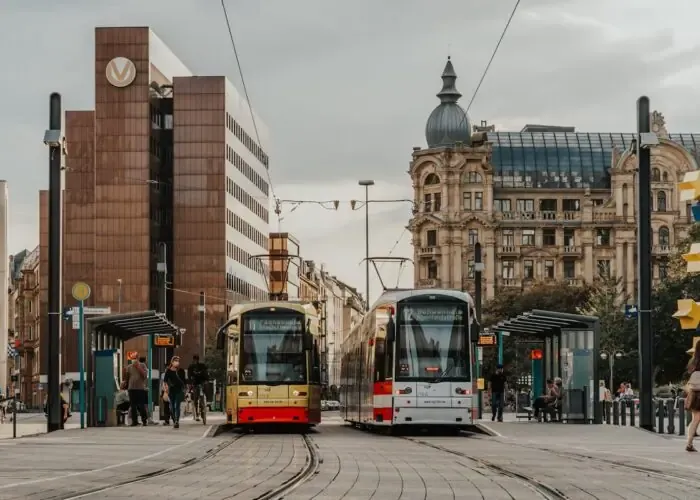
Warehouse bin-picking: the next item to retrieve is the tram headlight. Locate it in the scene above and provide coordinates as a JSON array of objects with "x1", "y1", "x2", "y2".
[
  {"x1": 247, "y1": 390, "x2": 254, "y2": 397},
  {"x1": 292, "y1": 390, "x2": 300, "y2": 397}
]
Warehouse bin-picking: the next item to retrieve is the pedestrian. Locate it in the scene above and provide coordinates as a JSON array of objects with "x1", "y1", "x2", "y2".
[
  {"x1": 125, "y1": 354, "x2": 148, "y2": 426},
  {"x1": 685, "y1": 340, "x2": 700, "y2": 452},
  {"x1": 160, "y1": 376, "x2": 172, "y2": 425},
  {"x1": 163, "y1": 356, "x2": 187, "y2": 429},
  {"x1": 489, "y1": 364, "x2": 506, "y2": 422},
  {"x1": 114, "y1": 381, "x2": 130, "y2": 426}
]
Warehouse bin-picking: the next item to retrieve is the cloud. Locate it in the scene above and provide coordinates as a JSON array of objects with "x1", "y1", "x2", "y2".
[{"x1": 2, "y1": 0, "x2": 700, "y2": 306}]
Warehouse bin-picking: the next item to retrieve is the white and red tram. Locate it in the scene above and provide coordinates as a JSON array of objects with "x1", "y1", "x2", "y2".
[{"x1": 340, "y1": 289, "x2": 478, "y2": 431}]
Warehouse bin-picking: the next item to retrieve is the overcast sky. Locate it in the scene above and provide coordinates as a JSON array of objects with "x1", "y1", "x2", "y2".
[{"x1": 2, "y1": 0, "x2": 700, "y2": 302}]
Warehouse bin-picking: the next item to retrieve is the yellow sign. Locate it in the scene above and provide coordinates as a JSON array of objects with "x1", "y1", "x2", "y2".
[
  {"x1": 477, "y1": 378, "x2": 485, "y2": 390},
  {"x1": 477, "y1": 334, "x2": 497, "y2": 347},
  {"x1": 153, "y1": 335, "x2": 175, "y2": 347},
  {"x1": 71, "y1": 282, "x2": 91, "y2": 302}
]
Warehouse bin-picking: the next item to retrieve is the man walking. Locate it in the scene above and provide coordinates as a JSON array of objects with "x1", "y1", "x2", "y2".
[
  {"x1": 125, "y1": 355, "x2": 148, "y2": 426},
  {"x1": 489, "y1": 364, "x2": 507, "y2": 422}
]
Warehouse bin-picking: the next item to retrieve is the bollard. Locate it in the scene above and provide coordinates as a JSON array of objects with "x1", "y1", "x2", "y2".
[
  {"x1": 667, "y1": 399, "x2": 676, "y2": 435},
  {"x1": 657, "y1": 399, "x2": 664, "y2": 434},
  {"x1": 96, "y1": 396, "x2": 107, "y2": 427},
  {"x1": 583, "y1": 386, "x2": 589, "y2": 422},
  {"x1": 679, "y1": 400, "x2": 686, "y2": 436},
  {"x1": 605, "y1": 400, "x2": 611, "y2": 424},
  {"x1": 613, "y1": 400, "x2": 620, "y2": 425},
  {"x1": 629, "y1": 399, "x2": 636, "y2": 427},
  {"x1": 621, "y1": 400, "x2": 627, "y2": 426}
]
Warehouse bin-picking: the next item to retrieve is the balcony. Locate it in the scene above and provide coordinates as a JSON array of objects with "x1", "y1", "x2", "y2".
[
  {"x1": 653, "y1": 245, "x2": 671, "y2": 255},
  {"x1": 593, "y1": 211, "x2": 619, "y2": 223},
  {"x1": 493, "y1": 211, "x2": 582, "y2": 223},
  {"x1": 417, "y1": 278, "x2": 439, "y2": 289},
  {"x1": 499, "y1": 245, "x2": 520, "y2": 256},
  {"x1": 418, "y1": 246, "x2": 440, "y2": 258},
  {"x1": 561, "y1": 246, "x2": 582, "y2": 256},
  {"x1": 499, "y1": 278, "x2": 520, "y2": 288},
  {"x1": 565, "y1": 278, "x2": 583, "y2": 286}
]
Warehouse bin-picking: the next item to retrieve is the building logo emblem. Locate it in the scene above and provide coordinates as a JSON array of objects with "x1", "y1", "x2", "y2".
[{"x1": 105, "y1": 57, "x2": 136, "y2": 88}]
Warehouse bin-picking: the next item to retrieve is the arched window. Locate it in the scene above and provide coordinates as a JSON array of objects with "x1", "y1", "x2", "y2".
[
  {"x1": 652, "y1": 168, "x2": 660, "y2": 182},
  {"x1": 662, "y1": 171, "x2": 669, "y2": 182},
  {"x1": 657, "y1": 191, "x2": 667, "y2": 212},
  {"x1": 424, "y1": 173, "x2": 440, "y2": 185},
  {"x1": 658, "y1": 226, "x2": 670, "y2": 246}
]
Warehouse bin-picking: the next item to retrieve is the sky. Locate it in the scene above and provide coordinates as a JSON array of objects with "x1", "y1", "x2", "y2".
[{"x1": 2, "y1": 0, "x2": 700, "y2": 302}]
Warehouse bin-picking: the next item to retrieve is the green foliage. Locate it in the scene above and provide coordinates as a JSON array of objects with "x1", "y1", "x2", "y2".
[
  {"x1": 204, "y1": 331, "x2": 227, "y2": 385},
  {"x1": 578, "y1": 276, "x2": 635, "y2": 353}
]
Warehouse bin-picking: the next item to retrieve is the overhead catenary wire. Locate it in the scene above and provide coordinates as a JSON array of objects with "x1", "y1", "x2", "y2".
[
  {"x1": 220, "y1": 0, "x2": 281, "y2": 227},
  {"x1": 463, "y1": 0, "x2": 521, "y2": 116}
]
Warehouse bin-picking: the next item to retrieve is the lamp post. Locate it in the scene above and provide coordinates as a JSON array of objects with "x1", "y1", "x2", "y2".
[
  {"x1": 358, "y1": 180, "x2": 374, "y2": 311},
  {"x1": 600, "y1": 350, "x2": 635, "y2": 394}
]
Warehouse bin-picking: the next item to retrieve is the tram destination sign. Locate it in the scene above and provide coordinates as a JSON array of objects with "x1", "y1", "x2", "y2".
[
  {"x1": 247, "y1": 317, "x2": 303, "y2": 332},
  {"x1": 477, "y1": 334, "x2": 497, "y2": 347},
  {"x1": 401, "y1": 305, "x2": 463, "y2": 323}
]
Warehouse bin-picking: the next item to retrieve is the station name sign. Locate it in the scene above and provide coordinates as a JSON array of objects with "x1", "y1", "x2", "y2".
[{"x1": 247, "y1": 317, "x2": 303, "y2": 332}]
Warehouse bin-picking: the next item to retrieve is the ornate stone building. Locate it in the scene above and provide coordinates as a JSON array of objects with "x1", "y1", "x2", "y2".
[{"x1": 408, "y1": 58, "x2": 700, "y2": 300}]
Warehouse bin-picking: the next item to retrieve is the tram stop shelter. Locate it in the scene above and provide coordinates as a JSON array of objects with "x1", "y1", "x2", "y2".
[
  {"x1": 495, "y1": 310, "x2": 601, "y2": 424},
  {"x1": 83, "y1": 311, "x2": 183, "y2": 427}
]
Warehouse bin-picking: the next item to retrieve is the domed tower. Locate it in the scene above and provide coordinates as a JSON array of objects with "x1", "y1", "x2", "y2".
[{"x1": 425, "y1": 57, "x2": 471, "y2": 148}]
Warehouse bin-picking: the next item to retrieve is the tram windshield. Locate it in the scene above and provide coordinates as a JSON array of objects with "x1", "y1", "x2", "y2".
[
  {"x1": 240, "y1": 313, "x2": 307, "y2": 384},
  {"x1": 396, "y1": 302, "x2": 470, "y2": 381}
]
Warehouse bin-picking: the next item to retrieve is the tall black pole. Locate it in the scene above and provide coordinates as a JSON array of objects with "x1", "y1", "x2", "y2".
[
  {"x1": 364, "y1": 186, "x2": 370, "y2": 311},
  {"x1": 157, "y1": 242, "x2": 168, "y2": 421},
  {"x1": 199, "y1": 291, "x2": 206, "y2": 359},
  {"x1": 47, "y1": 93, "x2": 62, "y2": 432},
  {"x1": 474, "y1": 242, "x2": 483, "y2": 420},
  {"x1": 636, "y1": 96, "x2": 654, "y2": 431}
]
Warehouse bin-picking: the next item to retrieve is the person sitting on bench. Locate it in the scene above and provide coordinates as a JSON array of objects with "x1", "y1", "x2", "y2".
[{"x1": 533, "y1": 379, "x2": 558, "y2": 419}]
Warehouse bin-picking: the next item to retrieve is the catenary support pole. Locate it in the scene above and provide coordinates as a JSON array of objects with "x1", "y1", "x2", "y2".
[
  {"x1": 199, "y1": 291, "x2": 206, "y2": 360},
  {"x1": 364, "y1": 186, "x2": 370, "y2": 311},
  {"x1": 47, "y1": 93, "x2": 62, "y2": 433},
  {"x1": 474, "y1": 242, "x2": 483, "y2": 420},
  {"x1": 637, "y1": 95, "x2": 654, "y2": 431}
]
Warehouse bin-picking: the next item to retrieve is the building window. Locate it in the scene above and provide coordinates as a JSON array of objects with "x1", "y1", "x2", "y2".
[
  {"x1": 543, "y1": 228, "x2": 556, "y2": 246},
  {"x1": 424, "y1": 173, "x2": 440, "y2": 185},
  {"x1": 468, "y1": 229, "x2": 478, "y2": 246},
  {"x1": 434, "y1": 193, "x2": 442, "y2": 212},
  {"x1": 540, "y1": 199, "x2": 557, "y2": 211},
  {"x1": 501, "y1": 229, "x2": 514, "y2": 247},
  {"x1": 658, "y1": 226, "x2": 670, "y2": 246},
  {"x1": 545, "y1": 260, "x2": 555, "y2": 279},
  {"x1": 657, "y1": 191, "x2": 667, "y2": 212},
  {"x1": 424, "y1": 193, "x2": 432, "y2": 212},
  {"x1": 562, "y1": 199, "x2": 580, "y2": 211},
  {"x1": 474, "y1": 192, "x2": 483, "y2": 210},
  {"x1": 426, "y1": 229, "x2": 437, "y2": 247},
  {"x1": 564, "y1": 259, "x2": 576, "y2": 279},
  {"x1": 597, "y1": 260, "x2": 611, "y2": 278},
  {"x1": 494, "y1": 199, "x2": 511, "y2": 212},
  {"x1": 463, "y1": 193, "x2": 471, "y2": 210},
  {"x1": 595, "y1": 228, "x2": 612, "y2": 246},
  {"x1": 523, "y1": 260, "x2": 534, "y2": 279},
  {"x1": 427, "y1": 260, "x2": 438, "y2": 279},
  {"x1": 522, "y1": 229, "x2": 535, "y2": 246},
  {"x1": 465, "y1": 171, "x2": 482, "y2": 183},
  {"x1": 659, "y1": 260, "x2": 668, "y2": 279},
  {"x1": 467, "y1": 259, "x2": 475, "y2": 278},
  {"x1": 662, "y1": 171, "x2": 669, "y2": 182},
  {"x1": 564, "y1": 228, "x2": 575, "y2": 248},
  {"x1": 652, "y1": 168, "x2": 660, "y2": 182},
  {"x1": 516, "y1": 199, "x2": 534, "y2": 213},
  {"x1": 501, "y1": 260, "x2": 515, "y2": 279}
]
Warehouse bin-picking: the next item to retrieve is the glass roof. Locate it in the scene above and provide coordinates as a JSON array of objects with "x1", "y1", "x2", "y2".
[{"x1": 487, "y1": 132, "x2": 700, "y2": 189}]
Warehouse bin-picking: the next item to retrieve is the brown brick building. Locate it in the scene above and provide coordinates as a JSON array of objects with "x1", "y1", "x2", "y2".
[{"x1": 40, "y1": 27, "x2": 271, "y2": 378}]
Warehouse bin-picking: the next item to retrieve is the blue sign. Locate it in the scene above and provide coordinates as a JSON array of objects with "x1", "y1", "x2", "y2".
[
  {"x1": 692, "y1": 202, "x2": 700, "y2": 222},
  {"x1": 624, "y1": 304, "x2": 638, "y2": 319}
]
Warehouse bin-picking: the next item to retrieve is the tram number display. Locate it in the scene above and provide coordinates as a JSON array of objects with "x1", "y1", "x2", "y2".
[
  {"x1": 153, "y1": 334, "x2": 175, "y2": 347},
  {"x1": 247, "y1": 317, "x2": 303, "y2": 332},
  {"x1": 477, "y1": 334, "x2": 497, "y2": 347}
]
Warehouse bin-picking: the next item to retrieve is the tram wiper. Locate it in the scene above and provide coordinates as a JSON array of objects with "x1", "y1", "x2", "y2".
[{"x1": 434, "y1": 365, "x2": 454, "y2": 384}]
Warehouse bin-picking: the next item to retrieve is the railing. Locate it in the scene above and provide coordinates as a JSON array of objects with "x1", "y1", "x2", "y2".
[
  {"x1": 565, "y1": 278, "x2": 582, "y2": 286},
  {"x1": 500, "y1": 245, "x2": 519, "y2": 255},
  {"x1": 592, "y1": 211, "x2": 619, "y2": 223},
  {"x1": 499, "y1": 278, "x2": 519, "y2": 287},
  {"x1": 418, "y1": 246, "x2": 438, "y2": 257},
  {"x1": 494, "y1": 211, "x2": 582, "y2": 222},
  {"x1": 561, "y1": 246, "x2": 580, "y2": 255},
  {"x1": 600, "y1": 398, "x2": 695, "y2": 437},
  {"x1": 653, "y1": 245, "x2": 671, "y2": 254}
]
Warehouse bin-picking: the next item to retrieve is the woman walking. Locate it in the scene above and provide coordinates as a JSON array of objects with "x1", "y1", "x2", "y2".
[
  {"x1": 163, "y1": 356, "x2": 187, "y2": 429},
  {"x1": 685, "y1": 340, "x2": 700, "y2": 451}
]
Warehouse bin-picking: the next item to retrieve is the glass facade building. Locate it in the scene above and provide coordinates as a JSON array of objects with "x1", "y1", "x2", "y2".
[{"x1": 488, "y1": 132, "x2": 700, "y2": 189}]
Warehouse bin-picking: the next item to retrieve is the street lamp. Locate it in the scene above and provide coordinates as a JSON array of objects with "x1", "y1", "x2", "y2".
[
  {"x1": 600, "y1": 350, "x2": 636, "y2": 394},
  {"x1": 358, "y1": 180, "x2": 375, "y2": 311}
]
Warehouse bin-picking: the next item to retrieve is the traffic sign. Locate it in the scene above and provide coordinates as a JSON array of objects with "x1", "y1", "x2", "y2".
[
  {"x1": 71, "y1": 282, "x2": 91, "y2": 302},
  {"x1": 73, "y1": 306, "x2": 111, "y2": 316},
  {"x1": 624, "y1": 304, "x2": 638, "y2": 319}
]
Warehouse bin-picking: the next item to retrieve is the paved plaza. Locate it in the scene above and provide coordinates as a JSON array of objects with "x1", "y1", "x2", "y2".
[{"x1": 1, "y1": 412, "x2": 700, "y2": 499}]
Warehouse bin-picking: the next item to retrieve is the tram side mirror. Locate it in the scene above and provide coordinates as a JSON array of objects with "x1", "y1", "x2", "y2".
[
  {"x1": 216, "y1": 329, "x2": 226, "y2": 351},
  {"x1": 303, "y1": 332, "x2": 313, "y2": 351},
  {"x1": 470, "y1": 321, "x2": 481, "y2": 343},
  {"x1": 387, "y1": 317, "x2": 396, "y2": 343}
]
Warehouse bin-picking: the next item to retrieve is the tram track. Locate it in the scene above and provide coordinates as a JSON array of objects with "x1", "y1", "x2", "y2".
[{"x1": 402, "y1": 437, "x2": 570, "y2": 499}]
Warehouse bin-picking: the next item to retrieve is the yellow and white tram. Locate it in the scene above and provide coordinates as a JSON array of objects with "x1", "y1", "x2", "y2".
[
  {"x1": 340, "y1": 289, "x2": 478, "y2": 431},
  {"x1": 216, "y1": 301, "x2": 322, "y2": 429}
]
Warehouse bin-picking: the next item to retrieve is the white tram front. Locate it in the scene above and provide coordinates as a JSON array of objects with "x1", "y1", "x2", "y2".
[{"x1": 340, "y1": 289, "x2": 478, "y2": 431}]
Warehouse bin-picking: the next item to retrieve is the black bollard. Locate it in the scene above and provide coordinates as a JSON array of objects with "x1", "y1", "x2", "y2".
[
  {"x1": 657, "y1": 399, "x2": 664, "y2": 434},
  {"x1": 679, "y1": 401, "x2": 686, "y2": 436},
  {"x1": 605, "y1": 401, "x2": 611, "y2": 424},
  {"x1": 629, "y1": 399, "x2": 636, "y2": 427},
  {"x1": 667, "y1": 399, "x2": 675, "y2": 435},
  {"x1": 621, "y1": 400, "x2": 627, "y2": 426},
  {"x1": 613, "y1": 400, "x2": 620, "y2": 425}
]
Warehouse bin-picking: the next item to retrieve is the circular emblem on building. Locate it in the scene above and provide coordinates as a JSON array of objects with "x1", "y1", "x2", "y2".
[
  {"x1": 105, "y1": 57, "x2": 136, "y2": 88},
  {"x1": 71, "y1": 281, "x2": 91, "y2": 302}
]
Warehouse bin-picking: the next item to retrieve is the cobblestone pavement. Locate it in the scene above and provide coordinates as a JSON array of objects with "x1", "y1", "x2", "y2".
[{"x1": 6, "y1": 414, "x2": 700, "y2": 499}]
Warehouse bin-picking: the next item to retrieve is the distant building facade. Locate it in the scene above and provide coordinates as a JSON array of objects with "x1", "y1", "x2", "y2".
[
  {"x1": 409, "y1": 57, "x2": 698, "y2": 299},
  {"x1": 44, "y1": 26, "x2": 271, "y2": 376}
]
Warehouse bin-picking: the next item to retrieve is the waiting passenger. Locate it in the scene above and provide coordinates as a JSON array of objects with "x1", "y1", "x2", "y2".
[
  {"x1": 114, "y1": 381, "x2": 130, "y2": 426},
  {"x1": 532, "y1": 379, "x2": 557, "y2": 420}
]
